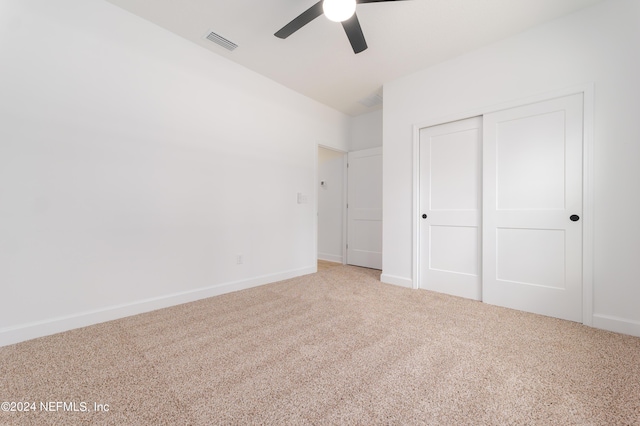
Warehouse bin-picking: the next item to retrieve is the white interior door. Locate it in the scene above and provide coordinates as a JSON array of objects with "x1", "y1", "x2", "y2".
[
  {"x1": 419, "y1": 117, "x2": 482, "y2": 300},
  {"x1": 483, "y1": 94, "x2": 584, "y2": 322},
  {"x1": 347, "y1": 147, "x2": 382, "y2": 269}
]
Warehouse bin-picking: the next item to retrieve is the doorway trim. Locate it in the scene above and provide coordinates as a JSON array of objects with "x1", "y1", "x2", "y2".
[
  {"x1": 411, "y1": 83, "x2": 594, "y2": 325},
  {"x1": 316, "y1": 144, "x2": 348, "y2": 266}
]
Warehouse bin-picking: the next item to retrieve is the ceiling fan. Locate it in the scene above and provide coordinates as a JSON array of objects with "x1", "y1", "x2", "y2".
[{"x1": 274, "y1": 0, "x2": 409, "y2": 54}]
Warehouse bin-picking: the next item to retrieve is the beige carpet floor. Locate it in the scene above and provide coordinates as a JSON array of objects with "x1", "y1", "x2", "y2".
[{"x1": 1, "y1": 265, "x2": 639, "y2": 425}]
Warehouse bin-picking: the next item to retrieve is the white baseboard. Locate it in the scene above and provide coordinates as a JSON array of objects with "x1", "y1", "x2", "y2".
[
  {"x1": 592, "y1": 314, "x2": 640, "y2": 338},
  {"x1": 318, "y1": 253, "x2": 343, "y2": 263},
  {"x1": 380, "y1": 273, "x2": 414, "y2": 289},
  {"x1": 0, "y1": 266, "x2": 315, "y2": 348}
]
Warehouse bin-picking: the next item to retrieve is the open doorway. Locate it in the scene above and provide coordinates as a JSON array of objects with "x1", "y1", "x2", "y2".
[{"x1": 317, "y1": 146, "x2": 347, "y2": 267}]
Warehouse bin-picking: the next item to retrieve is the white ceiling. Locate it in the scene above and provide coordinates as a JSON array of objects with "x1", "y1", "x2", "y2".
[{"x1": 105, "y1": 0, "x2": 603, "y2": 116}]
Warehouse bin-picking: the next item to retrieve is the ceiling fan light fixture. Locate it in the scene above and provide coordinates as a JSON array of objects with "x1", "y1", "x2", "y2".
[{"x1": 323, "y1": 0, "x2": 356, "y2": 23}]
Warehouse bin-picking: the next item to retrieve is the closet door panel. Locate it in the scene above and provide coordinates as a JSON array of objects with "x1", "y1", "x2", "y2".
[
  {"x1": 483, "y1": 94, "x2": 583, "y2": 322},
  {"x1": 419, "y1": 117, "x2": 482, "y2": 300}
]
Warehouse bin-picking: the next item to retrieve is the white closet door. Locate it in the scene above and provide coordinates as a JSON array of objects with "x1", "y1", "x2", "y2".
[
  {"x1": 419, "y1": 117, "x2": 482, "y2": 300},
  {"x1": 483, "y1": 94, "x2": 583, "y2": 322},
  {"x1": 347, "y1": 147, "x2": 382, "y2": 269}
]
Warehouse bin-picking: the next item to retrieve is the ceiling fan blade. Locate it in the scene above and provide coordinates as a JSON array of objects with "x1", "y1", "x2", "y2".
[
  {"x1": 341, "y1": 12, "x2": 368, "y2": 54},
  {"x1": 274, "y1": 1, "x2": 324, "y2": 39}
]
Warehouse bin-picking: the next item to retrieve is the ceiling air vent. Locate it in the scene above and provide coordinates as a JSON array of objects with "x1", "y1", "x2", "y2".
[
  {"x1": 204, "y1": 31, "x2": 238, "y2": 51},
  {"x1": 358, "y1": 92, "x2": 383, "y2": 108}
]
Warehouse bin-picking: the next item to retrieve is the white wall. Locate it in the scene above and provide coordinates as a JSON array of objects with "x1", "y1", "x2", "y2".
[
  {"x1": 0, "y1": 0, "x2": 350, "y2": 346},
  {"x1": 318, "y1": 147, "x2": 345, "y2": 263},
  {"x1": 382, "y1": 0, "x2": 640, "y2": 336},
  {"x1": 350, "y1": 109, "x2": 383, "y2": 151}
]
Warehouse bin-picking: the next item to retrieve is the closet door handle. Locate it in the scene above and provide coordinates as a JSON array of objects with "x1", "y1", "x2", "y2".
[
  {"x1": 422, "y1": 214, "x2": 427, "y2": 219},
  {"x1": 570, "y1": 214, "x2": 580, "y2": 222}
]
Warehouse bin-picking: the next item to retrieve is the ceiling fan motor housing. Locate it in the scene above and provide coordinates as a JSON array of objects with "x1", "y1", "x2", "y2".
[{"x1": 274, "y1": 0, "x2": 409, "y2": 54}]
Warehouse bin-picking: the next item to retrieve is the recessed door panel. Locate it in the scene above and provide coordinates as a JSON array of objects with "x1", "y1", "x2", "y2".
[
  {"x1": 496, "y1": 111, "x2": 566, "y2": 210},
  {"x1": 430, "y1": 225, "x2": 479, "y2": 276},
  {"x1": 352, "y1": 219, "x2": 382, "y2": 253},
  {"x1": 496, "y1": 228, "x2": 565, "y2": 289},
  {"x1": 430, "y1": 129, "x2": 480, "y2": 211}
]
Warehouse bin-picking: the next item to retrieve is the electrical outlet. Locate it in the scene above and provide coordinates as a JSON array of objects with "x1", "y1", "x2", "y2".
[{"x1": 236, "y1": 254, "x2": 243, "y2": 265}]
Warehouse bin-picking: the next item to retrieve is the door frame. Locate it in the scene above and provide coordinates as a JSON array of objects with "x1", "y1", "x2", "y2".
[
  {"x1": 316, "y1": 144, "x2": 348, "y2": 266},
  {"x1": 411, "y1": 83, "x2": 594, "y2": 325}
]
